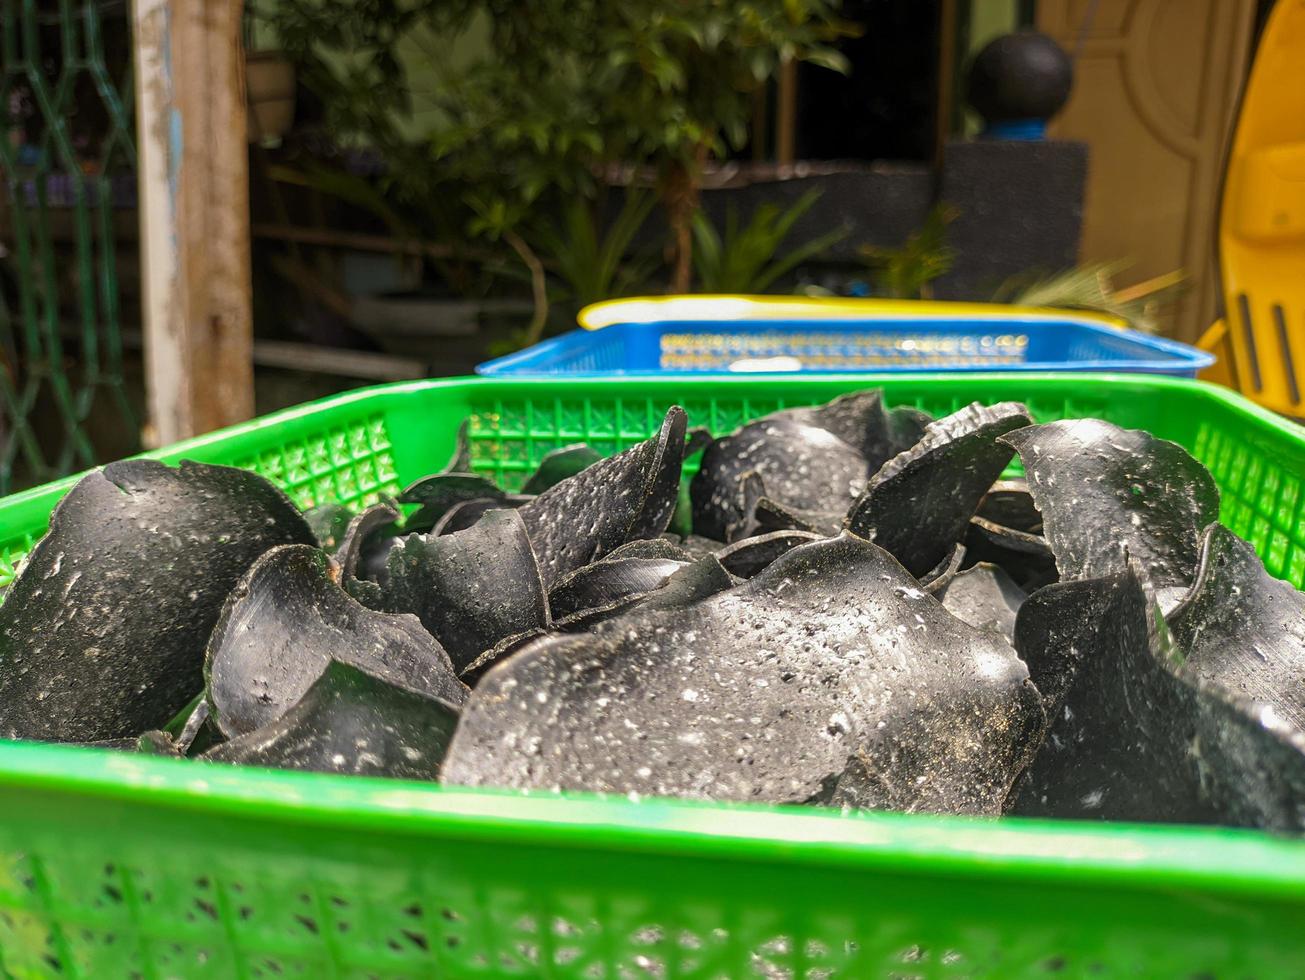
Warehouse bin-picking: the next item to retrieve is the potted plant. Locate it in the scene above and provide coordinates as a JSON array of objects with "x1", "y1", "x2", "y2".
[{"x1": 245, "y1": 51, "x2": 296, "y2": 143}]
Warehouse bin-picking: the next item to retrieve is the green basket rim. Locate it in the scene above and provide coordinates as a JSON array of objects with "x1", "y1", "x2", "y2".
[
  {"x1": 0, "y1": 373, "x2": 1299, "y2": 516},
  {"x1": 1, "y1": 740, "x2": 1303, "y2": 899}
]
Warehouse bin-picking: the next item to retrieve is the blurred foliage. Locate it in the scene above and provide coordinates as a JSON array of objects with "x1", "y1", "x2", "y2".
[
  {"x1": 531, "y1": 191, "x2": 662, "y2": 315},
  {"x1": 994, "y1": 262, "x2": 1187, "y2": 334},
  {"x1": 691, "y1": 190, "x2": 847, "y2": 293},
  {"x1": 859, "y1": 204, "x2": 956, "y2": 300},
  {"x1": 254, "y1": 0, "x2": 854, "y2": 318}
]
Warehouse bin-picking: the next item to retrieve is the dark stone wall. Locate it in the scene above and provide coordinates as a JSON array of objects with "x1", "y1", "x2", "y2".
[
  {"x1": 691, "y1": 140, "x2": 1087, "y2": 298},
  {"x1": 933, "y1": 139, "x2": 1088, "y2": 299},
  {"x1": 697, "y1": 166, "x2": 935, "y2": 262}
]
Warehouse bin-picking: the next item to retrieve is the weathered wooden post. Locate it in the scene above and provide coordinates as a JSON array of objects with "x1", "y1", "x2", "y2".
[{"x1": 133, "y1": 0, "x2": 254, "y2": 446}]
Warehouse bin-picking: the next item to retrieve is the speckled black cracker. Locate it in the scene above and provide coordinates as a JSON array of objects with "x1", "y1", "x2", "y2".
[
  {"x1": 939, "y1": 563, "x2": 1024, "y2": 645},
  {"x1": 205, "y1": 659, "x2": 461, "y2": 780},
  {"x1": 846, "y1": 402, "x2": 1031, "y2": 578},
  {"x1": 0, "y1": 460, "x2": 314, "y2": 742},
  {"x1": 1001, "y1": 419, "x2": 1219, "y2": 591},
  {"x1": 380, "y1": 509, "x2": 549, "y2": 672},
  {"x1": 1169, "y1": 523, "x2": 1305, "y2": 732},
  {"x1": 691, "y1": 418, "x2": 865, "y2": 542},
  {"x1": 521, "y1": 444, "x2": 603, "y2": 495},
  {"x1": 432, "y1": 494, "x2": 531, "y2": 536},
  {"x1": 549, "y1": 556, "x2": 690, "y2": 621},
  {"x1": 553, "y1": 556, "x2": 733, "y2": 633},
  {"x1": 398, "y1": 473, "x2": 504, "y2": 535},
  {"x1": 786, "y1": 390, "x2": 932, "y2": 469},
  {"x1": 519, "y1": 407, "x2": 687, "y2": 589},
  {"x1": 715, "y1": 529, "x2": 824, "y2": 579},
  {"x1": 443, "y1": 533, "x2": 1043, "y2": 814},
  {"x1": 1012, "y1": 567, "x2": 1305, "y2": 830},
  {"x1": 206, "y1": 544, "x2": 466, "y2": 739}
]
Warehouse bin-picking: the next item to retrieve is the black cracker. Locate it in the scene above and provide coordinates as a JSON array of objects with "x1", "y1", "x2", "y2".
[
  {"x1": 687, "y1": 390, "x2": 927, "y2": 544},
  {"x1": 520, "y1": 444, "x2": 603, "y2": 495},
  {"x1": 1001, "y1": 418, "x2": 1219, "y2": 591},
  {"x1": 381, "y1": 508, "x2": 550, "y2": 673},
  {"x1": 444, "y1": 533, "x2": 1043, "y2": 816},
  {"x1": 939, "y1": 563, "x2": 1025, "y2": 646},
  {"x1": 548, "y1": 555, "x2": 690, "y2": 621},
  {"x1": 1169, "y1": 523, "x2": 1305, "y2": 733},
  {"x1": 786, "y1": 389, "x2": 932, "y2": 469},
  {"x1": 440, "y1": 420, "x2": 473, "y2": 475},
  {"x1": 432, "y1": 495, "x2": 531, "y2": 536},
  {"x1": 663, "y1": 533, "x2": 727, "y2": 560},
  {"x1": 715, "y1": 529, "x2": 824, "y2": 579},
  {"x1": 920, "y1": 542, "x2": 967, "y2": 595},
  {"x1": 690, "y1": 418, "x2": 867, "y2": 542},
  {"x1": 976, "y1": 479, "x2": 1043, "y2": 533},
  {"x1": 604, "y1": 538, "x2": 696, "y2": 563},
  {"x1": 335, "y1": 500, "x2": 402, "y2": 582},
  {"x1": 552, "y1": 556, "x2": 733, "y2": 634},
  {"x1": 962, "y1": 515, "x2": 1059, "y2": 594},
  {"x1": 1013, "y1": 566, "x2": 1305, "y2": 830},
  {"x1": 397, "y1": 473, "x2": 504, "y2": 535},
  {"x1": 846, "y1": 401, "x2": 1032, "y2": 578},
  {"x1": 205, "y1": 659, "x2": 462, "y2": 780},
  {"x1": 303, "y1": 502, "x2": 354, "y2": 552},
  {"x1": 519, "y1": 406, "x2": 688, "y2": 590},
  {"x1": 206, "y1": 543, "x2": 466, "y2": 739},
  {"x1": 0, "y1": 459, "x2": 314, "y2": 742}
]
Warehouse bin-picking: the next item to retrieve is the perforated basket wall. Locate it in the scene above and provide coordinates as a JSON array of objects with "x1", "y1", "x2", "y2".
[{"x1": 0, "y1": 375, "x2": 1301, "y2": 978}]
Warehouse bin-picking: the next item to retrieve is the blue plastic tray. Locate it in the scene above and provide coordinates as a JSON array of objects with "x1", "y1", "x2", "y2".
[{"x1": 477, "y1": 314, "x2": 1215, "y2": 377}]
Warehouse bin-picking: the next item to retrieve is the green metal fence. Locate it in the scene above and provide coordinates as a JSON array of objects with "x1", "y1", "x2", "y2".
[{"x1": 0, "y1": 0, "x2": 139, "y2": 495}]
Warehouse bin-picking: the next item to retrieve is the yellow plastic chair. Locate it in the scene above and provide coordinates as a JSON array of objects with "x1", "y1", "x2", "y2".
[{"x1": 1200, "y1": 0, "x2": 1305, "y2": 417}]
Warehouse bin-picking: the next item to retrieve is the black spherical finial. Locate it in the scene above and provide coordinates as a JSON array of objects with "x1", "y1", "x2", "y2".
[{"x1": 966, "y1": 31, "x2": 1073, "y2": 139}]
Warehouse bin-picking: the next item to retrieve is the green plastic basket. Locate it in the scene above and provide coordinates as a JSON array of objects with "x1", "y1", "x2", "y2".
[{"x1": 0, "y1": 374, "x2": 1302, "y2": 979}]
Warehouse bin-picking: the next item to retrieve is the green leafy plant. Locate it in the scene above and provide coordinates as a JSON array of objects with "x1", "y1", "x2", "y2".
[
  {"x1": 530, "y1": 190, "x2": 661, "y2": 314},
  {"x1": 583, "y1": 2, "x2": 857, "y2": 290},
  {"x1": 257, "y1": 0, "x2": 856, "y2": 324},
  {"x1": 994, "y1": 262, "x2": 1186, "y2": 333},
  {"x1": 859, "y1": 205, "x2": 956, "y2": 299},
  {"x1": 691, "y1": 190, "x2": 847, "y2": 293}
]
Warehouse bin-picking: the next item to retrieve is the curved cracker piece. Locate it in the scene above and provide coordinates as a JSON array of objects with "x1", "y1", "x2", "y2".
[
  {"x1": 1000, "y1": 419, "x2": 1219, "y2": 590},
  {"x1": 939, "y1": 563, "x2": 1025, "y2": 645},
  {"x1": 1012, "y1": 567, "x2": 1305, "y2": 830},
  {"x1": 715, "y1": 529, "x2": 824, "y2": 579},
  {"x1": 444, "y1": 533, "x2": 1043, "y2": 814},
  {"x1": 521, "y1": 445, "x2": 604, "y2": 495},
  {"x1": 691, "y1": 419, "x2": 865, "y2": 542},
  {"x1": 382, "y1": 509, "x2": 550, "y2": 672},
  {"x1": 205, "y1": 660, "x2": 461, "y2": 779},
  {"x1": 847, "y1": 402, "x2": 1031, "y2": 578},
  {"x1": 431, "y1": 495, "x2": 531, "y2": 536},
  {"x1": 1169, "y1": 523, "x2": 1305, "y2": 732},
  {"x1": 206, "y1": 544, "x2": 466, "y2": 739},
  {"x1": 0, "y1": 460, "x2": 313, "y2": 742},
  {"x1": 303, "y1": 503, "x2": 354, "y2": 552},
  {"x1": 520, "y1": 407, "x2": 688, "y2": 589},
  {"x1": 336, "y1": 500, "x2": 402, "y2": 582},
  {"x1": 398, "y1": 473, "x2": 504, "y2": 535},
  {"x1": 788, "y1": 390, "x2": 933, "y2": 469},
  {"x1": 549, "y1": 556, "x2": 690, "y2": 621}
]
